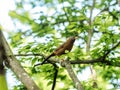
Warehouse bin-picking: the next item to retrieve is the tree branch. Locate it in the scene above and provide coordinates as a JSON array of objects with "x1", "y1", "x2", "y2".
[
  {"x1": 14, "y1": 53, "x2": 44, "y2": 57},
  {"x1": 87, "y1": 0, "x2": 98, "y2": 88},
  {"x1": 70, "y1": 59, "x2": 120, "y2": 67},
  {"x1": 0, "y1": 30, "x2": 40, "y2": 90},
  {"x1": 62, "y1": 59, "x2": 84, "y2": 90},
  {"x1": 51, "y1": 65, "x2": 58, "y2": 90},
  {"x1": 102, "y1": 41, "x2": 120, "y2": 59},
  {"x1": 14, "y1": 53, "x2": 120, "y2": 67},
  {"x1": 13, "y1": 41, "x2": 120, "y2": 68}
]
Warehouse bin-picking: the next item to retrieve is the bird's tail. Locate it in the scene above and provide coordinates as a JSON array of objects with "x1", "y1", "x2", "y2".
[
  {"x1": 41, "y1": 53, "x2": 54, "y2": 65},
  {"x1": 34, "y1": 53, "x2": 54, "y2": 67}
]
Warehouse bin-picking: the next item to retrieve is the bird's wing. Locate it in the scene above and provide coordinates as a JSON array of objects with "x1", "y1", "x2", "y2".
[{"x1": 54, "y1": 42, "x2": 65, "y2": 52}]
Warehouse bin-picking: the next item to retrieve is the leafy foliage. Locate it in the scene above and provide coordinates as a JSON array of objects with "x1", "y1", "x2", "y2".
[{"x1": 7, "y1": 0, "x2": 120, "y2": 89}]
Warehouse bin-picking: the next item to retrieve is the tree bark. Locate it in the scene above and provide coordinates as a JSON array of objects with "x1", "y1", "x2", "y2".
[
  {"x1": 0, "y1": 30, "x2": 40, "y2": 90},
  {"x1": 63, "y1": 60, "x2": 84, "y2": 90}
]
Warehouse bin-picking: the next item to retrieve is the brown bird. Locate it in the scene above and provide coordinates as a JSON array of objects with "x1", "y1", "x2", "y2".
[{"x1": 35, "y1": 36, "x2": 76, "y2": 66}]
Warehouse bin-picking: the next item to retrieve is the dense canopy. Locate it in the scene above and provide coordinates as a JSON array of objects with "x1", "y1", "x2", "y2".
[{"x1": 0, "y1": 0, "x2": 120, "y2": 90}]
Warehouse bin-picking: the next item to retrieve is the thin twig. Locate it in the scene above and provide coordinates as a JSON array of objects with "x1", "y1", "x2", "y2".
[
  {"x1": 87, "y1": 0, "x2": 98, "y2": 88},
  {"x1": 62, "y1": 0, "x2": 70, "y2": 22},
  {"x1": 102, "y1": 41, "x2": 120, "y2": 59}
]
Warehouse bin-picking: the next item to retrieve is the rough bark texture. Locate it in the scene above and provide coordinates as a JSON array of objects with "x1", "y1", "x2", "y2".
[{"x1": 0, "y1": 30, "x2": 40, "y2": 90}]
